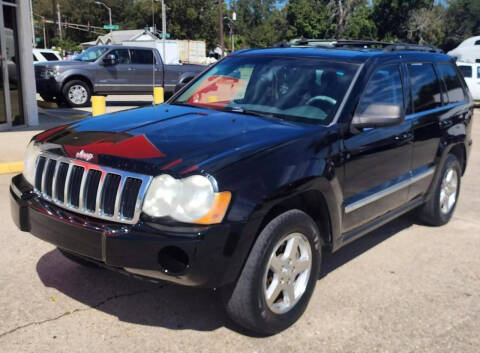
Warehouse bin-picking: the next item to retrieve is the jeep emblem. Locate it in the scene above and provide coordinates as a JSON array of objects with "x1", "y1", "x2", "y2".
[{"x1": 75, "y1": 150, "x2": 94, "y2": 161}]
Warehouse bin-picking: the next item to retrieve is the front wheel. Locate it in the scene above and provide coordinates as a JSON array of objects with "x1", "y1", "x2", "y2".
[
  {"x1": 224, "y1": 209, "x2": 322, "y2": 335},
  {"x1": 417, "y1": 154, "x2": 462, "y2": 226},
  {"x1": 62, "y1": 80, "x2": 91, "y2": 108}
]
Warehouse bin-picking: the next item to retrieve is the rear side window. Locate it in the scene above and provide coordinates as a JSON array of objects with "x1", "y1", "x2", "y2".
[
  {"x1": 33, "y1": 54, "x2": 38, "y2": 62},
  {"x1": 437, "y1": 63, "x2": 466, "y2": 103},
  {"x1": 356, "y1": 65, "x2": 404, "y2": 116},
  {"x1": 477, "y1": 66, "x2": 480, "y2": 79},
  {"x1": 458, "y1": 65, "x2": 472, "y2": 78},
  {"x1": 41, "y1": 52, "x2": 60, "y2": 61},
  {"x1": 131, "y1": 49, "x2": 154, "y2": 64},
  {"x1": 408, "y1": 63, "x2": 442, "y2": 112}
]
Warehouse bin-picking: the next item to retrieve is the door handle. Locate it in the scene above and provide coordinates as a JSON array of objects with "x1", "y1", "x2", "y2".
[
  {"x1": 128, "y1": 67, "x2": 136, "y2": 71},
  {"x1": 394, "y1": 133, "x2": 413, "y2": 141}
]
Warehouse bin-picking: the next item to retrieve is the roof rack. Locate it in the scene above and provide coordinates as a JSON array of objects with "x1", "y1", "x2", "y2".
[{"x1": 274, "y1": 39, "x2": 443, "y2": 53}]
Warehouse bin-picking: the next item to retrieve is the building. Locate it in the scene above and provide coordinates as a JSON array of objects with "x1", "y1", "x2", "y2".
[
  {"x1": 81, "y1": 30, "x2": 159, "y2": 49},
  {"x1": 0, "y1": 0, "x2": 38, "y2": 129}
]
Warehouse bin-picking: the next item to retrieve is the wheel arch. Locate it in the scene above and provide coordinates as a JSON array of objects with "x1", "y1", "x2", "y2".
[{"x1": 448, "y1": 142, "x2": 467, "y2": 175}]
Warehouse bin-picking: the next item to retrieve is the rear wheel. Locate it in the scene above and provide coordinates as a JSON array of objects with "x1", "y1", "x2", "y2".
[
  {"x1": 62, "y1": 80, "x2": 91, "y2": 107},
  {"x1": 417, "y1": 154, "x2": 461, "y2": 226},
  {"x1": 224, "y1": 209, "x2": 322, "y2": 335}
]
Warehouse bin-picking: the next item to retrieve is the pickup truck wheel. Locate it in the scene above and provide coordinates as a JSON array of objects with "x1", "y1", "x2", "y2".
[
  {"x1": 63, "y1": 80, "x2": 91, "y2": 108},
  {"x1": 417, "y1": 154, "x2": 461, "y2": 226},
  {"x1": 224, "y1": 209, "x2": 322, "y2": 335},
  {"x1": 58, "y1": 248, "x2": 100, "y2": 268}
]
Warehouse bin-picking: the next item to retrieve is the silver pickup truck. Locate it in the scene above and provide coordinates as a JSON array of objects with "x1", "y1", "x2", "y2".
[{"x1": 34, "y1": 45, "x2": 205, "y2": 107}]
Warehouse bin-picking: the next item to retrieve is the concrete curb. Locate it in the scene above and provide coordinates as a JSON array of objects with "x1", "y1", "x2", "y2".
[{"x1": 0, "y1": 161, "x2": 23, "y2": 174}]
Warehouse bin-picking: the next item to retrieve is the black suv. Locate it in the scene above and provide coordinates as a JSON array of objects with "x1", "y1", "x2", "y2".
[{"x1": 11, "y1": 41, "x2": 473, "y2": 334}]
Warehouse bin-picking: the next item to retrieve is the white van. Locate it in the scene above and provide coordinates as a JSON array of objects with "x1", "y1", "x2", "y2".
[
  {"x1": 456, "y1": 61, "x2": 480, "y2": 102},
  {"x1": 32, "y1": 49, "x2": 62, "y2": 63}
]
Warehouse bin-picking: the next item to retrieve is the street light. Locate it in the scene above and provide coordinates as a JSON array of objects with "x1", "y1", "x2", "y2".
[
  {"x1": 225, "y1": 11, "x2": 236, "y2": 53},
  {"x1": 94, "y1": 1, "x2": 112, "y2": 33}
]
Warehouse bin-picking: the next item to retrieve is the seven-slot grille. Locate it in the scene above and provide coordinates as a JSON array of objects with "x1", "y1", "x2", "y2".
[{"x1": 33, "y1": 153, "x2": 152, "y2": 224}]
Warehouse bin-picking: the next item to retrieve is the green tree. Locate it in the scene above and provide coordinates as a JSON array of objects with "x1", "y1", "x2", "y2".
[
  {"x1": 285, "y1": 0, "x2": 335, "y2": 39},
  {"x1": 344, "y1": 5, "x2": 377, "y2": 40},
  {"x1": 373, "y1": 0, "x2": 434, "y2": 42}
]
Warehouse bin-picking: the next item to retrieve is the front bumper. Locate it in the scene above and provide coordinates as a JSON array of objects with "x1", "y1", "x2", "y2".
[
  {"x1": 35, "y1": 78, "x2": 62, "y2": 96},
  {"x1": 10, "y1": 174, "x2": 241, "y2": 288}
]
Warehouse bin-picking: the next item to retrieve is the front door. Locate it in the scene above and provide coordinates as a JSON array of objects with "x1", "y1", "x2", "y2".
[
  {"x1": 96, "y1": 48, "x2": 135, "y2": 93},
  {"x1": 342, "y1": 64, "x2": 413, "y2": 233}
]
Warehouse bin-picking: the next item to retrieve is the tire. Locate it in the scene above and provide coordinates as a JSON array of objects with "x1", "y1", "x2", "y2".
[
  {"x1": 224, "y1": 209, "x2": 322, "y2": 335},
  {"x1": 62, "y1": 79, "x2": 91, "y2": 107},
  {"x1": 58, "y1": 248, "x2": 100, "y2": 268},
  {"x1": 417, "y1": 154, "x2": 462, "y2": 226}
]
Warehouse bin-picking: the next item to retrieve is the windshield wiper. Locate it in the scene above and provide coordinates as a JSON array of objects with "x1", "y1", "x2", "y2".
[{"x1": 223, "y1": 106, "x2": 279, "y2": 119}]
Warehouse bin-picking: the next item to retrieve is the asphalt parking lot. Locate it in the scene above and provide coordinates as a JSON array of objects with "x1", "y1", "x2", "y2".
[{"x1": 0, "y1": 113, "x2": 479, "y2": 352}]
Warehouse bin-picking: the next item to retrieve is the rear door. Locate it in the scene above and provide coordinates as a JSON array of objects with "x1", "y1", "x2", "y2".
[
  {"x1": 129, "y1": 49, "x2": 159, "y2": 93},
  {"x1": 342, "y1": 64, "x2": 413, "y2": 233},
  {"x1": 406, "y1": 62, "x2": 452, "y2": 201}
]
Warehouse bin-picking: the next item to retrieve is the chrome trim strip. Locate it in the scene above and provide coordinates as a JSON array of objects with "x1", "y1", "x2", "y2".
[
  {"x1": 345, "y1": 167, "x2": 435, "y2": 214},
  {"x1": 33, "y1": 152, "x2": 153, "y2": 225},
  {"x1": 405, "y1": 102, "x2": 466, "y2": 121},
  {"x1": 78, "y1": 167, "x2": 88, "y2": 211}
]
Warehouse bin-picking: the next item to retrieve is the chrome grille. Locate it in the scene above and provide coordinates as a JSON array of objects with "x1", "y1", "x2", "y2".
[{"x1": 33, "y1": 153, "x2": 152, "y2": 224}]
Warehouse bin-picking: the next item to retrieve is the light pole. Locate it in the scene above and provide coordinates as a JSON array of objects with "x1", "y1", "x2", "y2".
[
  {"x1": 225, "y1": 11, "x2": 236, "y2": 53},
  {"x1": 94, "y1": 1, "x2": 112, "y2": 33}
]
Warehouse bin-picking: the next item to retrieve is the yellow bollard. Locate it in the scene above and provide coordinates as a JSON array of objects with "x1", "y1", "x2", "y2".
[
  {"x1": 154, "y1": 87, "x2": 164, "y2": 105},
  {"x1": 91, "y1": 96, "x2": 106, "y2": 117}
]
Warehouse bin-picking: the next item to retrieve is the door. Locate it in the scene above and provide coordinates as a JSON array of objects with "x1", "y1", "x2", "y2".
[
  {"x1": 457, "y1": 63, "x2": 479, "y2": 100},
  {"x1": 129, "y1": 49, "x2": 161, "y2": 93},
  {"x1": 96, "y1": 48, "x2": 134, "y2": 93},
  {"x1": 0, "y1": 2, "x2": 23, "y2": 129},
  {"x1": 342, "y1": 64, "x2": 413, "y2": 233},
  {"x1": 407, "y1": 62, "x2": 470, "y2": 200}
]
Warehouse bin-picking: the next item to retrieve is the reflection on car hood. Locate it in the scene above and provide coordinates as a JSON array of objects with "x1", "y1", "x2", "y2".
[{"x1": 35, "y1": 104, "x2": 322, "y2": 175}]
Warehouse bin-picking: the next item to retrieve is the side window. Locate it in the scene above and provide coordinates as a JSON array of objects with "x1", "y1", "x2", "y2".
[
  {"x1": 131, "y1": 49, "x2": 154, "y2": 65},
  {"x1": 109, "y1": 49, "x2": 130, "y2": 64},
  {"x1": 437, "y1": 63, "x2": 466, "y2": 103},
  {"x1": 477, "y1": 66, "x2": 480, "y2": 79},
  {"x1": 33, "y1": 54, "x2": 38, "y2": 62},
  {"x1": 41, "y1": 52, "x2": 60, "y2": 61},
  {"x1": 458, "y1": 65, "x2": 472, "y2": 78},
  {"x1": 356, "y1": 65, "x2": 404, "y2": 117},
  {"x1": 407, "y1": 63, "x2": 442, "y2": 112}
]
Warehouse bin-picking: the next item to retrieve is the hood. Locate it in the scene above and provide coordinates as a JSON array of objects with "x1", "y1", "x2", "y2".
[{"x1": 36, "y1": 104, "x2": 323, "y2": 176}]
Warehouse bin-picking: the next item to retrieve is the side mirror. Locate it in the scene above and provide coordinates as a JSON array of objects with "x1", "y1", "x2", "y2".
[
  {"x1": 352, "y1": 103, "x2": 404, "y2": 129},
  {"x1": 103, "y1": 54, "x2": 117, "y2": 66}
]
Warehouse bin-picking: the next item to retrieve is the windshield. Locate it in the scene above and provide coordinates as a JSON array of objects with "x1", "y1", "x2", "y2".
[
  {"x1": 74, "y1": 47, "x2": 109, "y2": 62},
  {"x1": 173, "y1": 56, "x2": 359, "y2": 124}
]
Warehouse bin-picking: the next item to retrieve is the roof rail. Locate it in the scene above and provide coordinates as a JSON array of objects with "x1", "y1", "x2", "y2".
[{"x1": 273, "y1": 39, "x2": 444, "y2": 53}]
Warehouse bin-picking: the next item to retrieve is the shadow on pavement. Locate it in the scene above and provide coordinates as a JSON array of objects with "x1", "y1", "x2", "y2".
[{"x1": 35, "y1": 213, "x2": 415, "y2": 335}]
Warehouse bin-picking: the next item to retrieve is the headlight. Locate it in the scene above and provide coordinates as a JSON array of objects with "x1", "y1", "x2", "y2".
[
  {"x1": 142, "y1": 174, "x2": 231, "y2": 224},
  {"x1": 46, "y1": 67, "x2": 61, "y2": 78},
  {"x1": 23, "y1": 141, "x2": 42, "y2": 186}
]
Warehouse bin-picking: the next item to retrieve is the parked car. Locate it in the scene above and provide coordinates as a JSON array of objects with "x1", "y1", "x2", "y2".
[
  {"x1": 33, "y1": 49, "x2": 62, "y2": 63},
  {"x1": 11, "y1": 41, "x2": 473, "y2": 334},
  {"x1": 34, "y1": 45, "x2": 205, "y2": 107},
  {"x1": 456, "y1": 61, "x2": 480, "y2": 103}
]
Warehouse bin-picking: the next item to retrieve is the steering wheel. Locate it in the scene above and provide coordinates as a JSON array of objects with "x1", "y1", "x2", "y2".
[{"x1": 306, "y1": 95, "x2": 337, "y2": 106}]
